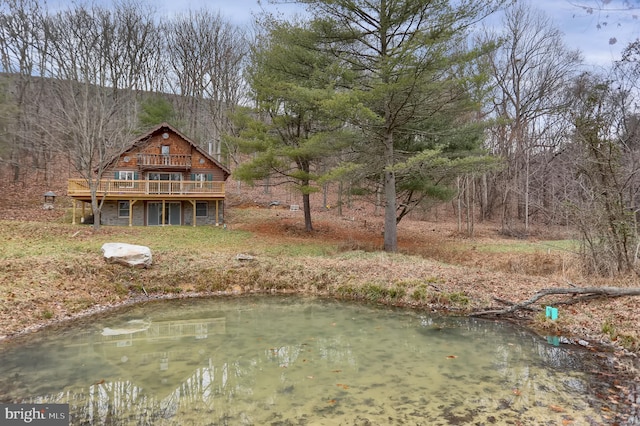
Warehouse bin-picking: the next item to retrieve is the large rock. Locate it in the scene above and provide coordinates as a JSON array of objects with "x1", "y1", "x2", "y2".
[{"x1": 102, "y1": 243, "x2": 152, "y2": 268}]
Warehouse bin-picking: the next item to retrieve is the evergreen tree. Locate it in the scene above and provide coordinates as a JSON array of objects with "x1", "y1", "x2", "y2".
[
  {"x1": 303, "y1": 0, "x2": 506, "y2": 251},
  {"x1": 138, "y1": 95, "x2": 179, "y2": 130},
  {"x1": 233, "y1": 19, "x2": 355, "y2": 231}
]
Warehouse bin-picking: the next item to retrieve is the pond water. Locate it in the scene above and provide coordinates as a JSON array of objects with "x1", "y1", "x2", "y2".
[{"x1": 0, "y1": 296, "x2": 615, "y2": 425}]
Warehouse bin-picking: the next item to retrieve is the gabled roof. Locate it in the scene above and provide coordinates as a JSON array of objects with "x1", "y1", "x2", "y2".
[{"x1": 103, "y1": 122, "x2": 231, "y2": 179}]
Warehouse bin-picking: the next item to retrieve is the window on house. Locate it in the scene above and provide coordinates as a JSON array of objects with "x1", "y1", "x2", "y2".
[
  {"x1": 161, "y1": 145, "x2": 170, "y2": 165},
  {"x1": 193, "y1": 173, "x2": 206, "y2": 188},
  {"x1": 147, "y1": 172, "x2": 181, "y2": 194},
  {"x1": 116, "y1": 171, "x2": 135, "y2": 188},
  {"x1": 196, "y1": 201, "x2": 208, "y2": 217},
  {"x1": 118, "y1": 201, "x2": 130, "y2": 218}
]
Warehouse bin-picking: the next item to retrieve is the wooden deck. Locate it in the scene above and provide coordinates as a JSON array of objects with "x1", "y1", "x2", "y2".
[{"x1": 68, "y1": 179, "x2": 225, "y2": 201}]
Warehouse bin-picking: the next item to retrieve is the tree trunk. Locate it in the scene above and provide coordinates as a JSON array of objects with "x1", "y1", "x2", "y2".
[
  {"x1": 481, "y1": 173, "x2": 488, "y2": 221},
  {"x1": 302, "y1": 192, "x2": 313, "y2": 232},
  {"x1": 338, "y1": 180, "x2": 343, "y2": 216},
  {"x1": 90, "y1": 187, "x2": 101, "y2": 231},
  {"x1": 456, "y1": 177, "x2": 462, "y2": 233},
  {"x1": 383, "y1": 131, "x2": 397, "y2": 252}
]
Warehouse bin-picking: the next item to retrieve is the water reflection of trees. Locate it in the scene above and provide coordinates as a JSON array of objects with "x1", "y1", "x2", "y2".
[{"x1": 2, "y1": 298, "x2": 624, "y2": 424}]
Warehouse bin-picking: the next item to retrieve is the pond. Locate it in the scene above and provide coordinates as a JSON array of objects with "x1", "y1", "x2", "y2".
[{"x1": 0, "y1": 296, "x2": 624, "y2": 425}]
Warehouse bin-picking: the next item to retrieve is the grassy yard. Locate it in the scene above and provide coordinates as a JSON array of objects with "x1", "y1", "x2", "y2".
[{"x1": 0, "y1": 212, "x2": 638, "y2": 358}]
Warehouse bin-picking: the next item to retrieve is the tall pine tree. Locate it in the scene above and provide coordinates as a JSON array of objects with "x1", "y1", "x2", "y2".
[
  {"x1": 303, "y1": 0, "x2": 506, "y2": 251},
  {"x1": 233, "y1": 19, "x2": 355, "y2": 231}
]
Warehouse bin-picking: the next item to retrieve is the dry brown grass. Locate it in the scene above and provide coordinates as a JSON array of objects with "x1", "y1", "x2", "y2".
[{"x1": 1, "y1": 177, "x2": 639, "y2": 359}]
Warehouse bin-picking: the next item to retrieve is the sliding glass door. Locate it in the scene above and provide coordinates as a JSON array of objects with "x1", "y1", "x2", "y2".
[{"x1": 148, "y1": 202, "x2": 181, "y2": 225}]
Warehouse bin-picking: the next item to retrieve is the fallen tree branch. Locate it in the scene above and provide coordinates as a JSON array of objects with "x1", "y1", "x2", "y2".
[
  {"x1": 472, "y1": 287, "x2": 640, "y2": 317},
  {"x1": 493, "y1": 297, "x2": 537, "y2": 311}
]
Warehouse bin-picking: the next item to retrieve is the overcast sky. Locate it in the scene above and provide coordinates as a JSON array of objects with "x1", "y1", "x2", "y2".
[
  {"x1": 534, "y1": 0, "x2": 639, "y2": 67},
  {"x1": 44, "y1": 0, "x2": 639, "y2": 67},
  {"x1": 149, "y1": 0, "x2": 639, "y2": 67}
]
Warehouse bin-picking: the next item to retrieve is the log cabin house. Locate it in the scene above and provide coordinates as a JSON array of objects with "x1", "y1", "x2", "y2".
[{"x1": 67, "y1": 123, "x2": 230, "y2": 226}]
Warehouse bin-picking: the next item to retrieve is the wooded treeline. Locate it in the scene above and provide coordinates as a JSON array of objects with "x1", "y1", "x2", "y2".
[
  {"x1": 0, "y1": 0, "x2": 247, "y2": 183},
  {"x1": 1, "y1": 0, "x2": 640, "y2": 274}
]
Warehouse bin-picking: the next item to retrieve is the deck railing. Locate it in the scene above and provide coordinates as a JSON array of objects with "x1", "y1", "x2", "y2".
[
  {"x1": 68, "y1": 179, "x2": 225, "y2": 197},
  {"x1": 137, "y1": 153, "x2": 192, "y2": 168}
]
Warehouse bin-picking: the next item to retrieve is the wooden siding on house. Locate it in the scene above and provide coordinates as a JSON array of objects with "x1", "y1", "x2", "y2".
[{"x1": 109, "y1": 131, "x2": 223, "y2": 174}]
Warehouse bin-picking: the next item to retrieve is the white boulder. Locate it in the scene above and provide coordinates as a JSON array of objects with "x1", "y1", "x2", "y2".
[{"x1": 102, "y1": 243, "x2": 152, "y2": 268}]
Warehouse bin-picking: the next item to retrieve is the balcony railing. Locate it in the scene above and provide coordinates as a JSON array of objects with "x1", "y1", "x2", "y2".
[
  {"x1": 137, "y1": 154, "x2": 192, "y2": 168},
  {"x1": 68, "y1": 179, "x2": 225, "y2": 198}
]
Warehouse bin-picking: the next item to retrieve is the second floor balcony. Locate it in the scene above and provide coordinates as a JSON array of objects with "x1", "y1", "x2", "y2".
[{"x1": 137, "y1": 153, "x2": 192, "y2": 170}]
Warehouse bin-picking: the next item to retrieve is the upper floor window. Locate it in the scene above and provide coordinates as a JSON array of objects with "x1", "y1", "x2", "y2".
[
  {"x1": 161, "y1": 145, "x2": 170, "y2": 165},
  {"x1": 117, "y1": 171, "x2": 135, "y2": 180},
  {"x1": 193, "y1": 173, "x2": 207, "y2": 187},
  {"x1": 115, "y1": 171, "x2": 135, "y2": 188}
]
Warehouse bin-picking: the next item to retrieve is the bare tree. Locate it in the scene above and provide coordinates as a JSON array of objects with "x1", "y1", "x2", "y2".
[
  {"x1": 201, "y1": 14, "x2": 247, "y2": 165},
  {"x1": 0, "y1": 0, "x2": 51, "y2": 182},
  {"x1": 104, "y1": 0, "x2": 164, "y2": 119},
  {"x1": 482, "y1": 2, "x2": 582, "y2": 235},
  {"x1": 41, "y1": 3, "x2": 156, "y2": 229},
  {"x1": 164, "y1": 8, "x2": 248, "y2": 158},
  {"x1": 565, "y1": 71, "x2": 640, "y2": 275},
  {"x1": 618, "y1": 39, "x2": 640, "y2": 92}
]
